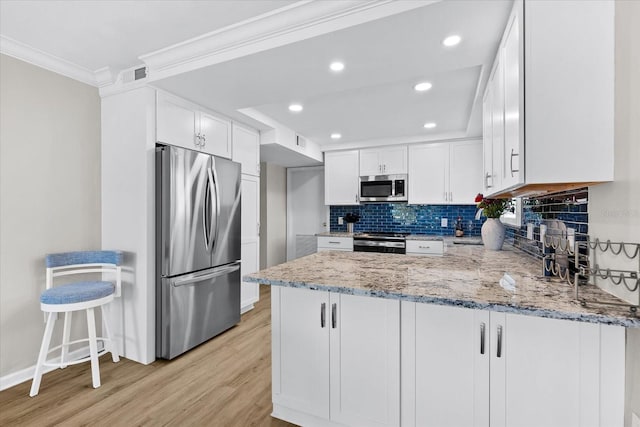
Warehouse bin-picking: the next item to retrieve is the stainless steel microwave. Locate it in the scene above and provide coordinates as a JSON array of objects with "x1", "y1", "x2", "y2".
[{"x1": 359, "y1": 174, "x2": 407, "y2": 202}]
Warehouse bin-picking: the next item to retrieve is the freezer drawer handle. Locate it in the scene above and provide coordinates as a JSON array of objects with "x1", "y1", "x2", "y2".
[{"x1": 172, "y1": 263, "x2": 240, "y2": 287}]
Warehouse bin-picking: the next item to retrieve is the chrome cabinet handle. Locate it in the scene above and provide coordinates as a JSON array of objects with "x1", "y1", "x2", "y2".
[
  {"x1": 449, "y1": 192, "x2": 453, "y2": 201},
  {"x1": 444, "y1": 192, "x2": 447, "y2": 201},
  {"x1": 419, "y1": 245, "x2": 430, "y2": 249},
  {"x1": 510, "y1": 149, "x2": 520, "y2": 177},
  {"x1": 496, "y1": 325, "x2": 503, "y2": 358},
  {"x1": 195, "y1": 133, "x2": 201, "y2": 147},
  {"x1": 485, "y1": 172, "x2": 493, "y2": 188},
  {"x1": 355, "y1": 194, "x2": 359, "y2": 203},
  {"x1": 320, "y1": 303, "x2": 326, "y2": 328},
  {"x1": 480, "y1": 322, "x2": 486, "y2": 355},
  {"x1": 328, "y1": 241, "x2": 341, "y2": 244},
  {"x1": 331, "y1": 303, "x2": 337, "y2": 328}
]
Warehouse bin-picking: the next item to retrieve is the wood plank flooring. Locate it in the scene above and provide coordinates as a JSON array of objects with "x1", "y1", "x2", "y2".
[{"x1": 0, "y1": 285, "x2": 296, "y2": 427}]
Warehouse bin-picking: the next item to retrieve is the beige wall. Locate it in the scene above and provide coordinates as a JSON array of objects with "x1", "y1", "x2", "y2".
[
  {"x1": 0, "y1": 55, "x2": 101, "y2": 379},
  {"x1": 259, "y1": 162, "x2": 287, "y2": 269},
  {"x1": 589, "y1": 1, "x2": 640, "y2": 425}
]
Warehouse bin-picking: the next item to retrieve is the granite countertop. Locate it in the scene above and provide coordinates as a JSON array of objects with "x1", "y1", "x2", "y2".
[
  {"x1": 316, "y1": 232, "x2": 354, "y2": 237},
  {"x1": 245, "y1": 245, "x2": 640, "y2": 328}
]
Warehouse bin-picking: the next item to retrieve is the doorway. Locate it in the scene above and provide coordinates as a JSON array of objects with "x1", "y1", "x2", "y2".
[{"x1": 286, "y1": 166, "x2": 328, "y2": 261}]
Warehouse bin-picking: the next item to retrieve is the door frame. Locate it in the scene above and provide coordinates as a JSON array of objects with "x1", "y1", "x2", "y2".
[{"x1": 286, "y1": 166, "x2": 329, "y2": 261}]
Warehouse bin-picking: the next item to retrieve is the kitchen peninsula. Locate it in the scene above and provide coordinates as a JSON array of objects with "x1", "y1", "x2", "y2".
[{"x1": 246, "y1": 244, "x2": 638, "y2": 427}]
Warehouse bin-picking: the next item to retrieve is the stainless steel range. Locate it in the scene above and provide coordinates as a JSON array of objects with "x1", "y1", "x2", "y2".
[{"x1": 353, "y1": 232, "x2": 408, "y2": 254}]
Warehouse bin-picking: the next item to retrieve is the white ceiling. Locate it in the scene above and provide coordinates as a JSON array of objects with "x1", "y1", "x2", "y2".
[
  {"x1": 0, "y1": 0, "x2": 512, "y2": 153},
  {"x1": 0, "y1": 0, "x2": 295, "y2": 72}
]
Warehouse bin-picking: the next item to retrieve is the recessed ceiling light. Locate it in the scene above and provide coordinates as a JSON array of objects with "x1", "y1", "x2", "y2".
[
  {"x1": 329, "y1": 61, "x2": 345, "y2": 72},
  {"x1": 330, "y1": 133, "x2": 342, "y2": 140},
  {"x1": 442, "y1": 35, "x2": 462, "y2": 47},
  {"x1": 414, "y1": 82, "x2": 433, "y2": 92},
  {"x1": 288, "y1": 103, "x2": 303, "y2": 112},
  {"x1": 423, "y1": 122, "x2": 437, "y2": 129}
]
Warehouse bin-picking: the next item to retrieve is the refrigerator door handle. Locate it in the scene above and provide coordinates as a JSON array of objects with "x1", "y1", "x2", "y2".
[
  {"x1": 202, "y1": 169, "x2": 211, "y2": 251},
  {"x1": 171, "y1": 262, "x2": 241, "y2": 287},
  {"x1": 205, "y1": 165, "x2": 216, "y2": 252},
  {"x1": 209, "y1": 165, "x2": 221, "y2": 253}
]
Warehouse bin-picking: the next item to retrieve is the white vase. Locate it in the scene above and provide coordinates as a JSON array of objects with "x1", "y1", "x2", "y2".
[{"x1": 481, "y1": 218, "x2": 506, "y2": 250}]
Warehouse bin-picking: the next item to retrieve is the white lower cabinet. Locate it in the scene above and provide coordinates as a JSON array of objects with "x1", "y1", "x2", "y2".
[
  {"x1": 317, "y1": 236, "x2": 353, "y2": 252},
  {"x1": 401, "y1": 302, "x2": 625, "y2": 427},
  {"x1": 272, "y1": 286, "x2": 400, "y2": 427}
]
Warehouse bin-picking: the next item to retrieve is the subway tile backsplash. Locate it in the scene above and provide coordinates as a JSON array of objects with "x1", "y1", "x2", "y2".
[{"x1": 330, "y1": 204, "x2": 485, "y2": 236}]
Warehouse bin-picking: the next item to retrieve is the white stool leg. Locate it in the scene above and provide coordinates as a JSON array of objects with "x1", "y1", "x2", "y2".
[
  {"x1": 30, "y1": 312, "x2": 56, "y2": 397},
  {"x1": 60, "y1": 311, "x2": 72, "y2": 368},
  {"x1": 86, "y1": 307, "x2": 101, "y2": 389},
  {"x1": 101, "y1": 305, "x2": 119, "y2": 363}
]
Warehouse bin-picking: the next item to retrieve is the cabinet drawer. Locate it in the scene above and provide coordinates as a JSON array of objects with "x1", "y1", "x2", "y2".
[
  {"x1": 317, "y1": 237, "x2": 353, "y2": 251},
  {"x1": 406, "y1": 240, "x2": 444, "y2": 256}
]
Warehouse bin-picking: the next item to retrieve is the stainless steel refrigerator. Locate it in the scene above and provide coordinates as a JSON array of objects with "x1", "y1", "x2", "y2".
[{"x1": 156, "y1": 144, "x2": 241, "y2": 360}]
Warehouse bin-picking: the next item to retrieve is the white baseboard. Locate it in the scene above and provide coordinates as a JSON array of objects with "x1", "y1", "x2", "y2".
[{"x1": 0, "y1": 344, "x2": 100, "y2": 392}]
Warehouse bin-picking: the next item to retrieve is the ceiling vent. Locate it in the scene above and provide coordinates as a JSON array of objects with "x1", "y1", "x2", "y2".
[{"x1": 134, "y1": 67, "x2": 147, "y2": 80}]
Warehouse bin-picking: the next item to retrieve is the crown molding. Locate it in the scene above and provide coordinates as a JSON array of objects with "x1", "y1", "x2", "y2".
[
  {"x1": 0, "y1": 35, "x2": 115, "y2": 87},
  {"x1": 320, "y1": 132, "x2": 481, "y2": 152},
  {"x1": 141, "y1": 0, "x2": 438, "y2": 82}
]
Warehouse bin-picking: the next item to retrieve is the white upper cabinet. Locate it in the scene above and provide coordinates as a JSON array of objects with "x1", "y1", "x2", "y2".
[
  {"x1": 483, "y1": 0, "x2": 614, "y2": 197},
  {"x1": 408, "y1": 143, "x2": 448, "y2": 204},
  {"x1": 359, "y1": 146, "x2": 407, "y2": 176},
  {"x1": 157, "y1": 91, "x2": 231, "y2": 158},
  {"x1": 199, "y1": 111, "x2": 231, "y2": 159},
  {"x1": 325, "y1": 150, "x2": 359, "y2": 205},
  {"x1": 232, "y1": 123, "x2": 260, "y2": 176},
  {"x1": 408, "y1": 141, "x2": 482, "y2": 205}
]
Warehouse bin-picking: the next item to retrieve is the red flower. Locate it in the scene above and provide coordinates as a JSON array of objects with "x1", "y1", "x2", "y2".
[{"x1": 474, "y1": 193, "x2": 484, "y2": 203}]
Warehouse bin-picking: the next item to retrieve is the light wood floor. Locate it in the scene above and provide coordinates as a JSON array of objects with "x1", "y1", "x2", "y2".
[{"x1": 0, "y1": 285, "x2": 296, "y2": 427}]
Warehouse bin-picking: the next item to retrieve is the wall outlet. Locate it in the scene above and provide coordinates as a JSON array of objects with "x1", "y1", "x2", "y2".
[
  {"x1": 632, "y1": 412, "x2": 640, "y2": 427},
  {"x1": 338, "y1": 217, "x2": 344, "y2": 225},
  {"x1": 441, "y1": 218, "x2": 448, "y2": 227}
]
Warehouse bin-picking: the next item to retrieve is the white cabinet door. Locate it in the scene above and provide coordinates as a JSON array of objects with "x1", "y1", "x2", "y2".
[
  {"x1": 501, "y1": 8, "x2": 523, "y2": 190},
  {"x1": 381, "y1": 146, "x2": 407, "y2": 175},
  {"x1": 157, "y1": 92, "x2": 197, "y2": 150},
  {"x1": 272, "y1": 287, "x2": 330, "y2": 419},
  {"x1": 490, "y1": 313, "x2": 607, "y2": 427},
  {"x1": 401, "y1": 302, "x2": 489, "y2": 427},
  {"x1": 449, "y1": 141, "x2": 482, "y2": 204},
  {"x1": 330, "y1": 293, "x2": 400, "y2": 427},
  {"x1": 240, "y1": 175, "x2": 260, "y2": 312},
  {"x1": 232, "y1": 123, "x2": 260, "y2": 176},
  {"x1": 482, "y1": 87, "x2": 495, "y2": 194},
  {"x1": 359, "y1": 146, "x2": 407, "y2": 176},
  {"x1": 359, "y1": 149, "x2": 381, "y2": 176},
  {"x1": 325, "y1": 150, "x2": 359, "y2": 205},
  {"x1": 408, "y1": 143, "x2": 448, "y2": 204},
  {"x1": 199, "y1": 112, "x2": 231, "y2": 159},
  {"x1": 490, "y1": 56, "x2": 505, "y2": 194}
]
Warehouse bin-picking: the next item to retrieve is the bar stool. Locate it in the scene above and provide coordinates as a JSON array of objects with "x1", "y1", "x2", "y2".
[{"x1": 30, "y1": 250, "x2": 123, "y2": 397}]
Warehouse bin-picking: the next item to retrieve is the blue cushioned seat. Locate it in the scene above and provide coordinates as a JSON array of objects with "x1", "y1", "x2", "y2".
[
  {"x1": 45, "y1": 251, "x2": 123, "y2": 268},
  {"x1": 40, "y1": 281, "x2": 115, "y2": 305}
]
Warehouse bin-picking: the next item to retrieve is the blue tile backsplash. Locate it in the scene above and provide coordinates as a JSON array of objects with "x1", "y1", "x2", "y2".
[{"x1": 330, "y1": 203, "x2": 485, "y2": 236}]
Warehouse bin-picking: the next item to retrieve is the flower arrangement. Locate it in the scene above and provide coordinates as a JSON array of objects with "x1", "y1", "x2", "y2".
[{"x1": 475, "y1": 193, "x2": 511, "y2": 219}]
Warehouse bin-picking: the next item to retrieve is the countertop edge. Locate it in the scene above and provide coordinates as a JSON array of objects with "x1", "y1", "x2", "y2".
[{"x1": 245, "y1": 276, "x2": 640, "y2": 328}]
